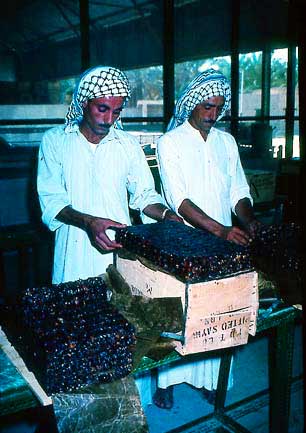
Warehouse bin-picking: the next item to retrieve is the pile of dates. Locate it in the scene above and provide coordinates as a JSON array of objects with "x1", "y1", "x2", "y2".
[{"x1": 21, "y1": 277, "x2": 135, "y2": 394}]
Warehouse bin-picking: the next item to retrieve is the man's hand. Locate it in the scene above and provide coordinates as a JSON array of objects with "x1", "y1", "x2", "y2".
[
  {"x1": 86, "y1": 217, "x2": 126, "y2": 251},
  {"x1": 235, "y1": 198, "x2": 261, "y2": 238},
  {"x1": 163, "y1": 209, "x2": 184, "y2": 224},
  {"x1": 221, "y1": 226, "x2": 251, "y2": 246},
  {"x1": 56, "y1": 206, "x2": 126, "y2": 251}
]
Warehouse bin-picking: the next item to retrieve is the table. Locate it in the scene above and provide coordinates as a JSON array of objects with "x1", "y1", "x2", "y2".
[
  {"x1": 1, "y1": 305, "x2": 301, "y2": 433},
  {"x1": 0, "y1": 327, "x2": 58, "y2": 431},
  {"x1": 133, "y1": 305, "x2": 301, "y2": 433},
  {"x1": 212, "y1": 305, "x2": 301, "y2": 433}
]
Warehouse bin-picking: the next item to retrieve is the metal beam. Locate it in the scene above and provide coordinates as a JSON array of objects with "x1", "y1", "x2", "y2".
[
  {"x1": 285, "y1": 45, "x2": 296, "y2": 159},
  {"x1": 80, "y1": 0, "x2": 90, "y2": 71},
  {"x1": 296, "y1": 0, "x2": 305, "y2": 163},
  {"x1": 52, "y1": 0, "x2": 80, "y2": 38},
  {"x1": 261, "y1": 48, "x2": 271, "y2": 121},
  {"x1": 163, "y1": 0, "x2": 175, "y2": 130},
  {"x1": 230, "y1": 0, "x2": 240, "y2": 139}
]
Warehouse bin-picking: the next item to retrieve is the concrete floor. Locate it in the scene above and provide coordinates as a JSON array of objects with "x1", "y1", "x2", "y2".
[
  {"x1": 0, "y1": 322, "x2": 303, "y2": 433},
  {"x1": 143, "y1": 322, "x2": 304, "y2": 433}
]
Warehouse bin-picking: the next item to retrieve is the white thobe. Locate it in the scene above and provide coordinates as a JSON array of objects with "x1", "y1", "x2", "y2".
[
  {"x1": 156, "y1": 120, "x2": 252, "y2": 226},
  {"x1": 153, "y1": 121, "x2": 252, "y2": 391},
  {"x1": 37, "y1": 125, "x2": 163, "y2": 284}
]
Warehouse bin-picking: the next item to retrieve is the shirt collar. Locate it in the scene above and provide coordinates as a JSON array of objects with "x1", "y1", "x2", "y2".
[
  {"x1": 184, "y1": 120, "x2": 216, "y2": 140},
  {"x1": 77, "y1": 125, "x2": 117, "y2": 146}
]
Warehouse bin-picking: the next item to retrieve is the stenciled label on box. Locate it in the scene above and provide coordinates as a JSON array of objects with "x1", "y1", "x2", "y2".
[{"x1": 175, "y1": 310, "x2": 252, "y2": 355}]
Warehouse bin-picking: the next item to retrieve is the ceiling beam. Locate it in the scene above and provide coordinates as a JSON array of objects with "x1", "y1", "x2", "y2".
[{"x1": 52, "y1": 0, "x2": 80, "y2": 38}]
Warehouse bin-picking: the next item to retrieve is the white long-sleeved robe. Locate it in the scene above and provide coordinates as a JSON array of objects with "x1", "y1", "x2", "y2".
[
  {"x1": 37, "y1": 125, "x2": 163, "y2": 283},
  {"x1": 154, "y1": 120, "x2": 252, "y2": 391},
  {"x1": 157, "y1": 121, "x2": 252, "y2": 226}
]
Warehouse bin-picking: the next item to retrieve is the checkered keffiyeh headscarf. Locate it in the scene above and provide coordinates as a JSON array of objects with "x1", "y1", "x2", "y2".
[
  {"x1": 167, "y1": 68, "x2": 231, "y2": 131},
  {"x1": 65, "y1": 66, "x2": 131, "y2": 132}
]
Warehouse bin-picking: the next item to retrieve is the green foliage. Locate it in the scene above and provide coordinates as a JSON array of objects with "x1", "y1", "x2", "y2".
[
  {"x1": 240, "y1": 52, "x2": 262, "y2": 91},
  {"x1": 271, "y1": 58, "x2": 288, "y2": 88},
  {"x1": 126, "y1": 66, "x2": 163, "y2": 102}
]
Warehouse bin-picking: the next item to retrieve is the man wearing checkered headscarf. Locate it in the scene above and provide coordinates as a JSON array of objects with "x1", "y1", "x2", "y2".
[
  {"x1": 65, "y1": 66, "x2": 131, "y2": 132},
  {"x1": 167, "y1": 68, "x2": 231, "y2": 131},
  {"x1": 38, "y1": 65, "x2": 178, "y2": 284},
  {"x1": 154, "y1": 70, "x2": 259, "y2": 409}
]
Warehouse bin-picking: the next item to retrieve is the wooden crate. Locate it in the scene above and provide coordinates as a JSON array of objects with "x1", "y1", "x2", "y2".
[{"x1": 116, "y1": 256, "x2": 258, "y2": 355}]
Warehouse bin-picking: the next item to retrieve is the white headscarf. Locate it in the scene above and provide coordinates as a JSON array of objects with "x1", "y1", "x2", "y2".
[
  {"x1": 65, "y1": 66, "x2": 131, "y2": 132},
  {"x1": 167, "y1": 68, "x2": 231, "y2": 131}
]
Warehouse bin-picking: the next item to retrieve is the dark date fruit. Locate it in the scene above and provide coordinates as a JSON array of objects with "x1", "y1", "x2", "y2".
[
  {"x1": 115, "y1": 221, "x2": 253, "y2": 282},
  {"x1": 21, "y1": 277, "x2": 136, "y2": 394}
]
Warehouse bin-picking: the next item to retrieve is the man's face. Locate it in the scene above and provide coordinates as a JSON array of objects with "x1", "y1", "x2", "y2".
[
  {"x1": 189, "y1": 96, "x2": 225, "y2": 137},
  {"x1": 82, "y1": 96, "x2": 125, "y2": 137}
]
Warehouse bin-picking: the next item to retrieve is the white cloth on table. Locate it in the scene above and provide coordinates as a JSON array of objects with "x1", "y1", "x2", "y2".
[
  {"x1": 37, "y1": 125, "x2": 163, "y2": 284},
  {"x1": 157, "y1": 357, "x2": 234, "y2": 390},
  {"x1": 134, "y1": 372, "x2": 155, "y2": 408},
  {"x1": 153, "y1": 120, "x2": 251, "y2": 392}
]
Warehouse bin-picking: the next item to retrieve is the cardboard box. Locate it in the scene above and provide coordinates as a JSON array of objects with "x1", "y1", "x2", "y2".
[
  {"x1": 245, "y1": 169, "x2": 276, "y2": 204},
  {"x1": 116, "y1": 256, "x2": 258, "y2": 355}
]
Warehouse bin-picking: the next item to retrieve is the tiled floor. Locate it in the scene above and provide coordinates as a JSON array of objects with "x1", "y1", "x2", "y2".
[{"x1": 0, "y1": 323, "x2": 303, "y2": 433}]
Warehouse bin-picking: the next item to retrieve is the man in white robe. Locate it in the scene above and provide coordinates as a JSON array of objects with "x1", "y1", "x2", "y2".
[
  {"x1": 37, "y1": 65, "x2": 180, "y2": 284},
  {"x1": 153, "y1": 68, "x2": 260, "y2": 409}
]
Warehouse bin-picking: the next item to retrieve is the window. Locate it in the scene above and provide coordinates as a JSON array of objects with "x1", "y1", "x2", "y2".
[
  {"x1": 5, "y1": 77, "x2": 77, "y2": 105},
  {"x1": 293, "y1": 47, "x2": 299, "y2": 158},
  {"x1": 295, "y1": 47, "x2": 299, "y2": 116},
  {"x1": 269, "y1": 48, "x2": 299, "y2": 159},
  {"x1": 0, "y1": 76, "x2": 77, "y2": 147},
  {"x1": 293, "y1": 120, "x2": 300, "y2": 158},
  {"x1": 175, "y1": 56, "x2": 231, "y2": 102},
  {"x1": 271, "y1": 119, "x2": 286, "y2": 158},
  {"x1": 270, "y1": 48, "x2": 287, "y2": 116},
  {"x1": 238, "y1": 52, "x2": 262, "y2": 117},
  {"x1": 0, "y1": 47, "x2": 300, "y2": 156},
  {"x1": 124, "y1": 66, "x2": 163, "y2": 119},
  {"x1": 123, "y1": 66, "x2": 163, "y2": 136}
]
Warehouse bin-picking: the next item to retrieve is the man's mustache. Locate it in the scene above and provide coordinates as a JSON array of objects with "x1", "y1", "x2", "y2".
[{"x1": 98, "y1": 123, "x2": 112, "y2": 129}]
